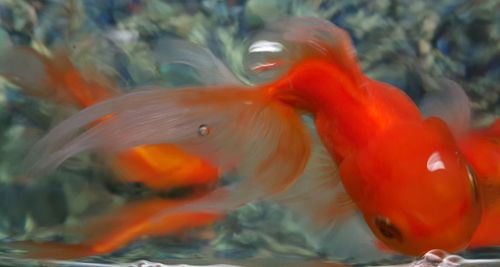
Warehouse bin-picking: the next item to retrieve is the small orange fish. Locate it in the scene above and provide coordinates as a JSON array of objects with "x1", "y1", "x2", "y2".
[{"x1": 0, "y1": 47, "x2": 219, "y2": 191}]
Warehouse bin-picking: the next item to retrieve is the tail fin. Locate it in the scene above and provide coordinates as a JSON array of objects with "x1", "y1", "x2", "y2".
[
  {"x1": 0, "y1": 47, "x2": 117, "y2": 108},
  {"x1": 24, "y1": 85, "x2": 311, "y2": 214},
  {"x1": 420, "y1": 78, "x2": 471, "y2": 136},
  {"x1": 9, "y1": 197, "x2": 221, "y2": 259},
  {"x1": 0, "y1": 46, "x2": 223, "y2": 192}
]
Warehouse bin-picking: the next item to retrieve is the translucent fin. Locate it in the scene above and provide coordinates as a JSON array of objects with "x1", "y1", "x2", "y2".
[
  {"x1": 7, "y1": 242, "x2": 98, "y2": 260},
  {"x1": 0, "y1": 47, "x2": 117, "y2": 107},
  {"x1": 0, "y1": 47, "x2": 50, "y2": 96},
  {"x1": 242, "y1": 17, "x2": 363, "y2": 85},
  {"x1": 9, "y1": 197, "x2": 221, "y2": 259},
  {"x1": 153, "y1": 38, "x2": 241, "y2": 86},
  {"x1": 24, "y1": 86, "x2": 311, "y2": 213},
  {"x1": 271, "y1": 124, "x2": 356, "y2": 227},
  {"x1": 420, "y1": 78, "x2": 471, "y2": 136}
]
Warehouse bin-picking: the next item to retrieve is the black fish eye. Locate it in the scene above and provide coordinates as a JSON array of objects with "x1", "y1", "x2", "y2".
[
  {"x1": 466, "y1": 164, "x2": 479, "y2": 203},
  {"x1": 374, "y1": 216, "x2": 403, "y2": 242}
]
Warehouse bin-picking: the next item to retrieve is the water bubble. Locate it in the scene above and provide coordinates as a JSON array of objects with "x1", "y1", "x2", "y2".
[
  {"x1": 441, "y1": 255, "x2": 464, "y2": 266},
  {"x1": 242, "y1": 38, "x2": 291, "y2": 84},
  {"x1": 424, "y1": 249, "x2": 448, "y2": 264},
  {"x1": 198, "y1": 124, "x2": 210, "y2": 136}
]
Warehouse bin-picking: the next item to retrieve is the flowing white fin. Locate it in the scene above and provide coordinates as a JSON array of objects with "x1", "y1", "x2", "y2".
[
  {"x1": 0, "y1": 47, "x2": 119, "y2": 107},
  {"x1": 271, "y1": 122, "x2": 356, "y2": 228},
  {"x1": 24, "y1": 86, "x2": 311, "y2": 213},
  {"x1": 9, "y1": 197, "x2": 221, "y2": 259},
  {"x1": 0, "y1": 47, "x2": 49, "y2": 95},
  {"x1": 153, "y1": 38, "x2": 240, "y2": 86},
  {"x1": 420, "y1": 78, "x2": 471, "y2": 136}
]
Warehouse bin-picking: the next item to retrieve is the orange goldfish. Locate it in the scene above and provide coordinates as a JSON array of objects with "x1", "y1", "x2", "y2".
[
  {"x1": 373, "y1": 79, "x2": 499, "y2": 254},
  {"x1": 0, "y1": 47, "x2": 219, "y2": 191},
  {"x1": 1, "y1": 17, "x2": 486, "y2": 258}
]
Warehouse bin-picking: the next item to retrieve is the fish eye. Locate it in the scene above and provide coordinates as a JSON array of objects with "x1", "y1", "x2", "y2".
[
  {"x1": 465, "y1": 164, "x2": 479, "y2": 203},
  {"x1": 374, "y1": 216, "x2": 403, "y2": 242}
]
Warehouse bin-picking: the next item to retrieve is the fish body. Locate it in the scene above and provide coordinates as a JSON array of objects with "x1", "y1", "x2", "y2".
[
  {"x1": 269, "y1": 57, "x2": 481, "y2": 254},
  {"x1": 260, "y1": 18, "x2": 481, "y2": 254}
]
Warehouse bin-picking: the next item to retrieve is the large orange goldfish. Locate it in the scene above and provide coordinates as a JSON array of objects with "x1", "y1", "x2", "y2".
[{"x1": 1, "y1": 17, "x2": 487, "y2": 258}]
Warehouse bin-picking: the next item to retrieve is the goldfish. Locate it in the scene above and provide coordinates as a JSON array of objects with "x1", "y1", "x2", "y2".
[
  {"x1": 0, "y1": 46, "x2": 219, "y2": 191},
  {"x1": 0, "y1": 17, "x2": 486, "y2": 258},
  {"x1": 372, "y1": 79, "x2": 499, "y2": 254}
]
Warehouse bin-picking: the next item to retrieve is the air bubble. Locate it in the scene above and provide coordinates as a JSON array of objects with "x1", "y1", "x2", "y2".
[
  {"x1": 198, "y1": 124, "x2": 210, "y2": 136},
  {"x1": 424, "y1": 249, "x2": 448, "y2": 264},
  {"x1": 442, "y1": 255, "x2": 464, "y2": 266},
  {"x1": 242, "y1": 37, "x2": 291, "y2": 84}
]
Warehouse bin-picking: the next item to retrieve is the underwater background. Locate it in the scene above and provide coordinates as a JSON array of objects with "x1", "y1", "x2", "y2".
[{"x1": 0, "y1": 0, "x2": 498, "y2": 266}]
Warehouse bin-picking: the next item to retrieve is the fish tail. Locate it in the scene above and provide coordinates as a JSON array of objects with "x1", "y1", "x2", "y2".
[
  {"x1": 8, "y1": 242, "x2": 100, "y2": 260},
  {"x1": 10, "y1": 197, "x2": 222, "y2": 259},
  {"x1": 0, "y1": 47, "x2": 117, "y2": 108},
  {"x1": 25, "y1": 85, "x2": 312, "y2": 214},
  {"x1": 1, "y1": 47, "x2": 222, "y2": 192},
  {"x1": 82, "y1": 197, "x2": 221, "y2": 251}
]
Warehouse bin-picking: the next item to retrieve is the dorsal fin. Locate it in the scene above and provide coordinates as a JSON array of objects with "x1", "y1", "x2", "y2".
[
  {"x1": 0, "y1": 47, "x2": 50, "y2": 96},
  {"x1": 420, "y1": 78, "x2": 471, "y2": 136},
  {"x1": 271, "y1": 119, "x2": 357, "y2": 229},
  {"x1": 153, "y1": 37, "x2": 240, "y2": 86}
]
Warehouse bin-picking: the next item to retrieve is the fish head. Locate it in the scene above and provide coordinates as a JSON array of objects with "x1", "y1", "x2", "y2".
[{"x1": 340, "y1": 117, "x2": 481, "y2": 255}]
